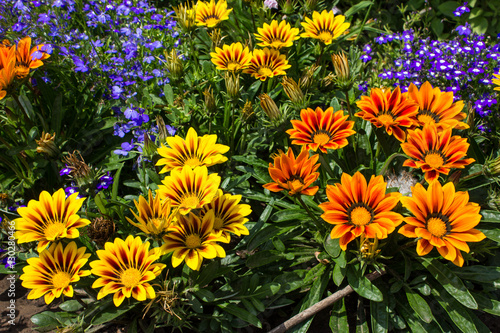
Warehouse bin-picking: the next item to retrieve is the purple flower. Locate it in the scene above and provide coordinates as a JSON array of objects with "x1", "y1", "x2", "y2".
[
  {"x1": 64, "y1": 186, "x2": 80, "y2": 198},
  {"x1": 453, "y1": 2, "x2": 470, "y2": 17},
  {"x1": 456, "y1": 23, "x2": 471, "y2": 36},
  {"x1": 264, "y1": 0, "x2": 278, "y2": 9},
  {"x1": 114, "y1": 140, "x2": 135, "y2": 155},
  {"x1": 96, "y1": 172, "x2": 113, "y2": 190},
  {"x1": 60, "y1": 165, "x2": 72, "y2": 176},
  {"x1": 166, "y1": 125, "x2": 176, "y2": 136}
]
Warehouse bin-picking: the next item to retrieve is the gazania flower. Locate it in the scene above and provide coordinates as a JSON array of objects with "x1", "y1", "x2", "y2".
[
  {"x1": 210, "y1": 42, "x2": 252, "y2": 71},
  {"x1": 156, "y1": 127, "x2": 229, "y2": 173},
  {"x1": 300, "y1": 10, "x2": 350, "y2": 45},
  {"x1": 493, "y1": 73, "x2": 500, "y2": 91},
  {"x1": 195, "y1": 0, "x2": 232, "y2": 28},
  {"x1": 0, "y1": 44, "x2": 15, "y2": 69},
  {"x1": 200, "y1": 189, "x2": 251, "y2": 241},
  {"x1": 399, "y1": 181, "x2": 485, "y2": 267},
  {"x1": 407, "y1": 81, "x2": 468, "y2": 130},
  {"x1": 263, "y1": 148, "x2": 320, "y2": 196},
  {"x1": 286, "y1": 107, "x2": 355, "y2": 153},
  {"x1": 401, "y1": 123, "x2": 475, "y2": 182},
  {"x1": 162, "y1": 210, "x2": 227, "y2": 270},
  {"x1": 20, "y1": 242, "x2": 91, "y2": 304},
  {"x1": 0, "y1": 57, "x2": 16, "y2": 100},
  {"x1": 90, "y1": 235, "x2": 166, "y2": 307},
  {"x1": 355, "y1": 86, "x2": 419, "y2": 142},
  {"x1": 15, "y1": 36, "x2": 50, "y2": 79},
  {"x1": 126, "y1": 190, "x2": 177, "y2": 239},
  {"x1": 319, "y1": 172, "x2": 403, "y2": 250},
  {"x1": 15, "y1": 188, "x2": 90, "y2": 252},
  {"x1": 243, "y1": 48, "x2": 291, "y2": 81},
  {"x1": 254, "y1": 20, "x2": 300, "y2": 49},
  {"x1": 157, "y1": 166, "x2": 220, "y2": 215}
]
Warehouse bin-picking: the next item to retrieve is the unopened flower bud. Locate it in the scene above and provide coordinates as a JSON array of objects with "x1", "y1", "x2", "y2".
[
  {"x1": 143, "y1": 133, "x2": 158, "y2": 159},
  {"x1": 165, "y1": 49, "x2": 184, "y2": 80},
  {"x1": 203, "y1": 87, "x2": 216, "y2": 114},
  {"x1": 299, "y1": 64, "x2": 318, "y2": 91},
  {"x1": 174, "y1": 2, "x2": 197, "y2": 33},
  {"x1": 484, "y1": 156, "x2": 500, "y2": 178},
  {"x1": 209, "y1": 28, "x2": 223, "y2": 50},
  {"x1": 240, "y1": 100, "x2": 254, "y2": 123},
  {"x1": 281, "y1": 76, "x2": 305, "y2": 108},
  {"x1": 304, "y1": 0, "x2": 318, "y2": 12},
  {"x1": 36, "y1": 132, "x2": 59, "y2": 158},
  {"x1": 331, "y1": 51, "x2": 352, "y2": 90},
  {"x1": 259, "y1": 93, "x2": 280, "y2": 121},
  {"x1": 225, "y1": 72, "x2": 240, "y2": 99},
  {"x1": 281, "y1": 0, "x2": 296, "y2": 14}
]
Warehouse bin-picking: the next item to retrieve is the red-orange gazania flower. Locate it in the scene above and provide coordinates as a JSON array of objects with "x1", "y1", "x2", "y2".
[
  {"x1": 286, "y1": 107, "x2": 355, "y2": 153},
  {"x1": 319, "y1": 172, "x2": 403, "y2": 250},
  {"x1": 263, "y1": 147, "x2": 320, "y2": 196},
  {"x1": 15, "y1": 36, "x2": 50, "y2": 79},
  {"x1": 399, "y1": 181, "x2": 485, "y2": 266},
  {"x1": 0, "y1": 44, "x2": 16, "y2": 69},
  {"x1": 243, "y1": 48, "x2": 291, "y2": 81},
  {"x1": 0, "y1": 57, "x2": 16, "y2": 100},
  {"x1": 401, "y1": 123, "x2": 475, "y2": 182},
  {"x1": 406, "y1": 81, "x2": 468, "y2": 130},
  {"x1": 355, "y1": 86, "x2": 419, "y2": 142}
]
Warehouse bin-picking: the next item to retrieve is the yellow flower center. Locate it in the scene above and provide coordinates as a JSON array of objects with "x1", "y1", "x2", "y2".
[
  {"x1": 289, "y1": 179, "x2": 304, "y2": 190},
  {"x1": 149, "y1": 217, "x2": 166, "y2": 230},
  {"x1": 417, "y1": 109, "x2": 440, "y2": 125},
  {"x1": 378, "y1": 114, "x2": 395, "y2": 125},
  {"x1": 350, "y1": 206, "x2": 372, "y2": 226},
  {"x1": 203, "y1": 17, "x2": 220, "y2": 27},
  {"x1": 213, "y1": 217, "x2": 224, "y2": 230},
  {"x1": 257, "y1": 66, "x2": 274, "y2": 78},
  {"x1": 181, "y1": 194, "x2": 200, "y2": 209},
  {"x1": 52, "y1": 271, "x2": 71, "y2": 289},
  {"x1": 226, "y1": 61, "x2": 241, "y2": 71},
  {"x1": 185, "y1": 234, "x2": 202, "y2": 249},
  {"x1": 318, "y1": 30, "x2": 333, "y2": 43},
  {"x1": 426, "y1": 217, "x2": 448, "y2": 238},
  {"x1": 44, "y1": 222, "x2": 67, "y2": 240},
  {"x1": 184, "y1": 156, "x2": 202, "y2": 168},
  {"x1": 121, "y1": 268, "x2": 142, "y2": 288},
  {"x1": 424, "y1": 152, "x2": 445, "y2": 169},
  {"x1": 312, "y1": 132, "x2": 331, "y2": 145}
]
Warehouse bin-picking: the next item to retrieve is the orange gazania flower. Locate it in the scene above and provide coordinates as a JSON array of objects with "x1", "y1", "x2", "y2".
[
  {"x1": 0, "y1": 57, "x2": 16, "y2": 100},
  {"x1": 243, "y1": 48, "x2": 291, "y2": 81},
  {"x1": 161, "y1": 210, "x2": 227, "y2": 270},
  {"x1": 254, "y1": 20, "x2": 300, "y2": 49},
  {"x1": 300, "y1": 10, "x2": 350, "y2": 45},
  {"x1": 401, "y1": 123, "x2": 475, "y2": 182},
  {"x1": 15, "y1": 189, "x2": 90, "y2": 252},
  {"x1": 286, "y1": 107, "x2": 355, "y2": 153},
  {"x1": 157, "y1": 166, "x2": 220, "y2": 215},
  {"x1": 156, "y1": 127, "x2": 229, "y2": 173},
  {"x1": 210, "y1": 42, "x2": 252, "y2": 71},
  {"x1": 0, "y1": 44, "x2": 16, "y2": 69},
  {"x1": 20, "y1": 241, "x2": 91, "y2": 305},
  {"x1": 319, "y1": 172, "x2": 403, "y2": 250},
  {"x1": 15, "y1": 36, "x2": 50, "y2": 79},
  {"x1": 355, "y1": 86, "x2": 419, "y2": 142},
  {"x1": 407, "y1": 81, "x2": 468, "y2": 130},
  {"x1": 399, "y1": 181, "x2": 485, "y2": 267},
  {"x1": 195, "y1": 0, "x2": 232, "y2": 27},
  {"x1": 90, "y1": 235, "x2": 166, "y2": 306},
  {"x1": 263, "y1": 147, "x2": 320, "y2": 196}
]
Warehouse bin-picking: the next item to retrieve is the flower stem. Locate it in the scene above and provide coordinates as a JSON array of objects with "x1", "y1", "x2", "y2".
[
  {"x1": 319, "y1": 152, "x2": 335, "y2": 178},
  {"x1": 296, "y1": 195, "x2": 324, "y2": 232}
]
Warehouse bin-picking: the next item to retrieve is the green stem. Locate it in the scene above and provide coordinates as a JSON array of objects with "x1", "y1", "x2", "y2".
[
  {"x1": 355, "y1": 4, "x2": 373, "y2": 43},
  {"x1": 249, "y1": 5, "x2": 257, "y2": 32},
  {"x1": 296, "y1": 195, "x2": 324, "y2": 232},
  {"x1": 373, "y1": 126, "x2": 391, "y2": 159},
  {"x1": 315, "y1": 43, "x2": 325, "y2": 66},
  {"x1": 379, "y1": 153, "x2": 406, "y2": 176},
  {"x1": 344, "y1": 90, "x2": 352, "y2": 118},
  {"x1": 318, "y1": 152, "x2": 335, "y2": 178},
  {"x1": 460, "y1": 171, "x2": 483, "y2": 182}
]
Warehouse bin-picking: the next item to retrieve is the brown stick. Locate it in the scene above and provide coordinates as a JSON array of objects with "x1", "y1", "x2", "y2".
[{"x1": 268, "y1": 270, "x2": 385, "y2": 333}]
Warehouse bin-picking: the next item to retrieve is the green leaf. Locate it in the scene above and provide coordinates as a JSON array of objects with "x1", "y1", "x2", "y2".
[
  {"x1": 164, "y1": 84, "x2": 174, "y2": 105},
  {"x1": 472, "y1": 292, "x2": 500, "y2": 316},
  {"x1": 246, "y1": 250, "x2": 284, "y2": 268},
  {"x1": 396, "y1": 300, "x2": 431, "y2": 333},
  {"x1": 451, "y1": 265, "x2": 500, "y2": 282},
  {"x1": 194, "y1": 289, "x2": 215, "y2": 302},
  {"x1": 94, "y1": 192, "x2": 108, "y2": 215},
  {"x1": 479, "y1": 210, "x2": 500, "y2": 222},
  {"x1": 477, "y1": 228, "x2": 500, "y2": 243},
  {"x1": 419, "y1": 257, "x2": 478, "y2": 309},
  {"x1": 347, "y1": 266, "x2": 383, "y2": 302},
  {"x1": 404, "y1": 285, "x2": 433, "y2": 323},
  {"x1": 270, "y1": 209, "x2": 309, "y2": 223},
  {"x1": 218, "y1": 303, "x2": 262, "y2": 328},
  {"x1": 272, "y1": 236, "x2": 285, "y2": 252},
  {"x1": 431, "y1": 18, "x2": 444, "y2": 37},
  {"x1": 59, "y1": 300, "x2": 83, "y2": 312},
  {"x1": 470, "y1": 17, "x2": 489, "y2": 34},
  {"x1": 437, "y1": 1, "x2": 460, "y2": 18},
  {"x1": 345, "y1": 1, "x2": 373, "y2": 17},
  {"x1": 250, "y1": 297, "x2": 266, "y2": 312},
  {"x1": 18, "y1": 94, "x2": 35, "y2": 120},
  {"x1": 31, "y1": 311, "x2": 76, "y2": 332},
  {"x1": 247, "y1": 225, "x2": 281, "y2": 251},
  {"x1": 91, "y1": 301, "x2": 137, "y2": 325},
  {"x1": 332, "y1": 262, "x2": 346, "y2": 286},
  {"x1": 189, "y1": 294, "x2": 204, "y2": 313},
  {"x1": 324, "y1": 236, "x2": 341, "y2": 258},
  {"x1": 51, "y1": 93, "x2": 64, "y2": 135},
  {"x1": 370, "y1": 298, "x2": 389, "y2": 333},
  {"x1": 330, "y1": 299, "x2": 349, "y2": 332},
  {"x1": 111, "y1": 163, "x2": 123, "y2": 201},
  {"x1": 356, "y1": 298, "x2": 369, "y2": 333}
]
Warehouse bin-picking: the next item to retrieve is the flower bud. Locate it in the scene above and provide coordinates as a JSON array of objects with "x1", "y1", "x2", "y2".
[
  {"x1": 240, "y1": 100, "x2": 254, "y2": 123},
  {"x1": 35, "y1": 132, "x2": 59, "y2": 158},
  {"x1": 174, "y1": 2, "x2": 197, "y2": 33},
  {"x1": 281, "y1": 76, "x2": 305, "y2": 108},
  {"x1": 209, "y1": 28, "x2": 223, "y2": 50},
  {"x1": 143, "y1": 133, "x2": 158, "y2": 159},
  {"x1": 331, "y1": 51, "x2": 352, "y2": 90},
  {"x1": 299, "y1": 64, "x2": 318, "y2": 91},
  {"x1": 203, "y1": 87, "x2": 216, "y2": 114},
  {"x1": 259, "y1": 93, "x2": 280, "y2": 121},
  {"x1": 225, "y1": 72, "x2": 240, "y2": 99},
  {"x1": 165, "y1": 49, "x2": 184, "y2": 80},
  {"x1": 484, "y1": 156, "x2": 500, "y2": 178}
]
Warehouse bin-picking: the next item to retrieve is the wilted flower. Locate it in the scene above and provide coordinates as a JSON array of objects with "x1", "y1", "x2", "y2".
[{"x1": 36, "y1": 132, "x2": 59, "y2": 157}]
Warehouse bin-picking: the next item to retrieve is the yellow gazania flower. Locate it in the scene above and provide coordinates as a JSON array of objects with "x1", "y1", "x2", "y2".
[
  {"x1": 157, "y1": 166, "x2": 221, "y2": 215},
  {"x1": 156, "y1": 127, "x2": 229, "y2": 173},
  {"x1": 15, "y1": 36, "x2": 50, "y2": 79},
  {"x1": 401, "y1": 123, "x2": 475, "y2": 183},
  {"x1": 126, "y1": 189, "x2": 177, "y2": 239},
  {"x1": 407, "y1": 81, "x2": 468, "y2": 130},
  {"x1": 210, "y1": 42, "x2": 252, "y2": 71},
  {"x1": 319, "y1": 172, "x2": 403, "y2": 250},
  {"x1": 90, "y1": 235, "x2": 166, "y2": 307},
  {"x1": 399, "y1": 181, "x2": 486, "y2": 267},
  {"x1": 243, "y1": 48, "x2": 291, "y2": 81},
  {"x1": 200, "y1": 189, "x2": 251, "y2": 242},
  {"x1": 493, "y1": 73, "x2": 500, "y2": 91},
  {"x1": 15, "y1": 188, "x2": 90, "y2": 252},
  {"x1": 195, "y1": 0, "x2": 232, "y2": 28},
  {"x1": 20, "y1": 241, "x2": 91, "y2": 305},
  {"x1": 300, "y1": 10, "x2": 350, "y2": 45},
  {"x1": 0, "y1": 57, "x2": 16, "y2": 100},
  {"x1": 355, "y1": 86, "x2": 419, "y2": 142},
  {"x1": 286, "y1": 106, "x2": 355, "y2": 153},
  {"x1": 263, "y1": 147, "x2": 321, "y2": 196},
  {"x1": 254, "y1": 20, "x2": 300, "y2": 49},
  {"x1": 162, "y1": 210, "x2": 227, "y2": 270}
]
